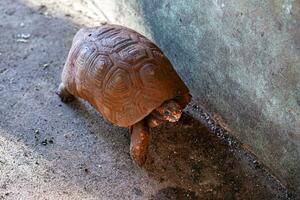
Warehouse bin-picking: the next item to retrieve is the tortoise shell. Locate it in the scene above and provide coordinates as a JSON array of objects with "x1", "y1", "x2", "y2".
[{"x1": 62, "y1": 24, "x2": 190, "y2": 127}]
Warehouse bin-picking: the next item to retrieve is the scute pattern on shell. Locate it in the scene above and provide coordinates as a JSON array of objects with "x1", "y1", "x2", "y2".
[{"x1": 62, "y1": 24, "x2": 190, "y2": 127}]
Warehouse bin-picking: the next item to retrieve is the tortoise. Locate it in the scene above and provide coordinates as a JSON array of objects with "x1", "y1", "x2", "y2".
[{"x1": 56, "y1": 24, "x2": 191, "y2": 166}]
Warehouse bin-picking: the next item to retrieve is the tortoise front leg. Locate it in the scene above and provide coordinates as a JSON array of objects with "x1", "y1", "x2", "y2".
[
  {"x1": 146, "y1": 114, "x2": 166, "y2": 128},
  {"x1": 130, "y1": 120, "x2": 151, "y2": 166}
]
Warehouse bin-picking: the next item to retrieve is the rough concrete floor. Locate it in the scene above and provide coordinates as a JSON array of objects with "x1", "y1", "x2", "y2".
[{"x1": 0, "y1": 0, "x2": 295, "y2": 199}]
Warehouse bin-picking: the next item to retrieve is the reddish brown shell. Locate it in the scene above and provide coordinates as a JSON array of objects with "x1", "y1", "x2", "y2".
[{"x1": 61, "y1": 24, "x2": 190, "y2": 127}]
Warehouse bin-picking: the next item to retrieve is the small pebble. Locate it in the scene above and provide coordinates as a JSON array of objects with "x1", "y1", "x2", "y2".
[
  {"x1": 38, "y1": 5, "x2": 47, "y2": 14},
  {"x1": 0, "y1": 68, "x2": 7, "y2": 74},
  {"x1": 16, "y1": 33, "x2": 30, "y2": 39},
  {"x1": 42, "y1": 63, "x2": 49, "y2": 69},
  {"x1": 16, "y1": 38, "x2": 29, "y2": 43},
  {"x1": 41, "y1": 139, "x2": 48, "y2": 146},
  {"x1": 5, "y1": 8, "x2": 15, "y2": 16},
  {"x1": 132, "y1": 187, "x2": 144, "y2": 196}
]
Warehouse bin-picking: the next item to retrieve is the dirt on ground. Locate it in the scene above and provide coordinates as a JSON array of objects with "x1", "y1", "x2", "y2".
[{"x1": 0, "y1": 0, "x2": 297, "y2": 199}]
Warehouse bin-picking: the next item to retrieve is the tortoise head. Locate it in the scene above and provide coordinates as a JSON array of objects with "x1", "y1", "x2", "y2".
[{"x1": 156, "y1": 100, "x2": 182, "y2": 123}]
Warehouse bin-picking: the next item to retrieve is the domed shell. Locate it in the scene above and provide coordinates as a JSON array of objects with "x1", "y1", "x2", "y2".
[{"x1": 63, "y1": 24, "x2": 190, "y2": 127}]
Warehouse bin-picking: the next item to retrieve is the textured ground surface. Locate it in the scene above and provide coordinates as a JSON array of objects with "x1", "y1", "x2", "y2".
[{"x1": 0, "y1": 0, "x2": 296, "y2": 199}]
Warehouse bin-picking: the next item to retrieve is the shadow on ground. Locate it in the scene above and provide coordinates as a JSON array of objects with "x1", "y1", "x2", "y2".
[
  {"x1": 0, "y1": 0, "x2": 293, "y2": 199},
  {"x1": 146, "y1": 113, "x2": 291, "y2": 199}
]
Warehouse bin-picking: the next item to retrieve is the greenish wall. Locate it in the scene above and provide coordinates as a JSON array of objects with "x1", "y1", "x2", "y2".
[{"x1": 89, "y1": 0, "x2": 300, "y2": 192}]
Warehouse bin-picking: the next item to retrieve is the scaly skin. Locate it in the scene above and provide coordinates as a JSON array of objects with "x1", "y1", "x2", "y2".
[
  {"x1": 149, "y1": 100, "x2": 183, "y2": 124},
  {"x1": 130, "y1": 120, "x2": 150, "y2": 166}
]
